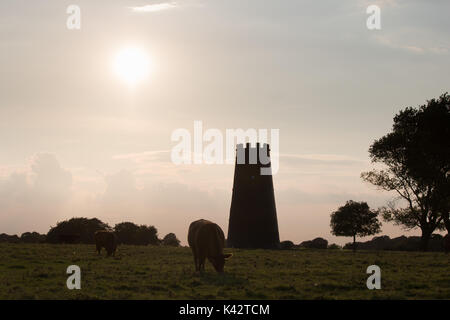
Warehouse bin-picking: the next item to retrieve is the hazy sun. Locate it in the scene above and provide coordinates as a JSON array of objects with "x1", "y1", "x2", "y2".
[{"x1": 113, "y1": 47, "x2": 151, "y2": 85}]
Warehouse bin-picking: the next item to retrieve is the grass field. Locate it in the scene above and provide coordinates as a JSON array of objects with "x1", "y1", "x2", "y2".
[{"x1": 0, "y1": 243, "x2": 449, "y2": 299}]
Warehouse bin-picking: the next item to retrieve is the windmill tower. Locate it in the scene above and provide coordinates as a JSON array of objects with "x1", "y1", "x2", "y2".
[{"x1": 227, "y1": 143, "x2": 280, "y2": 249}]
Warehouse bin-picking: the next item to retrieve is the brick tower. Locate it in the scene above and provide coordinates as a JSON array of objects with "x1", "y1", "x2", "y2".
[{"x1": 227, "y1": 143, "x2": 280, "y2": 249}]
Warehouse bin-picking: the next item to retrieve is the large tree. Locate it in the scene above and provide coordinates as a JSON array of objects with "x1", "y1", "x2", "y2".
[
  {"x1": 330, "y1": 200, "x2": 381, "y2": 251},
  {"x1": 361, "y1": 93, "x2": 449, "y2": 251}
]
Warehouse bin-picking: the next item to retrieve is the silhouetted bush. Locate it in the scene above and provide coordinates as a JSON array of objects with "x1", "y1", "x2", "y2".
[
  {"x1": 0, "y1": 233, "x2": 20, "y2": 243},
  {"x1": 343, "y1": 234, "x2": 446, "y2": 252},
  {"x1": 299, "y1": 237, "x2": 328, "y2": 249},
  {"x1": 279, "y1": 240, "x2": 295, "y2": 250},
  {"x1": 20, "y1": 232, "x2": 46, "y2": 243},
  {"x1": 162, "y1": 233, "x2": 180, "y2": 247},
  {"x1": 46, "y1": 217, "x2": 110, "y2": 244},
  {"x1": 114, "y1": 222, "x2": 159, "y2": 245}
]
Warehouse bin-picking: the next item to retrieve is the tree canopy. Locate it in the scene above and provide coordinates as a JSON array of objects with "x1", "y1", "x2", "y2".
[
  {"x1": 46, "y1": 217, "x2": 110, "y2": 244},
  {"x1": 161, "y1": 233, "x2": 181, "y2": 247},
  {"x1": 361, "y1": 93, "x2": 449, "y2": 250},
  {"x1": 330, "y1": 200, "x2": 381, "y2": 251},
  {"x1": 114, "y1": 222, "x2": 159, "y2": 245}
]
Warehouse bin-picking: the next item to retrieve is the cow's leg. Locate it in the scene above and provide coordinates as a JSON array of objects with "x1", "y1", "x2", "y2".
[
  {"x1": 96, "y1": 245, "x2": 101, "y2": 255},
  {"x1": 193, "y1": 254, "x2": 199, "y2": 271},
  {"x1": 191, "y1": 247, "x2": 199, "y2": 271},
  {"x1": 199, "y1": 255, "x2": 206, "y2": 272}
]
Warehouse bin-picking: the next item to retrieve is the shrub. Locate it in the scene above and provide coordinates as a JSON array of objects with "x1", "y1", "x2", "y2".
[
  {"x1": 279, "y1": 240, "x2": 295, "y2": 250},
  {"x1": 46, "y1": 217, "x2": 110, "y2": 244},
  {"x1": 299, "y1": 237, "x2": 328, "y2": 249},
  {"x1": 20, "y1": 232, "x2": 46, "y2": 243},
  {"x1": 162, "y1": 233, "x2": 180, "y2": 247},
  {"x1": 114, "y1": 222, "x2": 159, "y2": 245}
]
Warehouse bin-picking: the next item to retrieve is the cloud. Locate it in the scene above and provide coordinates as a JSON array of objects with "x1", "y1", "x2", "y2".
[
  {"x1": 374, "y1": 35, "x2": 449, "y2": 55},
  {"x1": 130, "y1": 2, "x2": 177, "y2": 13},
  {"x1": 87, "y1": 169, "x2": 228, "y2": 242},
  {"x1": 0, "y1": 153, "x2": 72, "y2": 234},
  {"x1": 280, "y1": 153, "x2": 366, "y2": 166},
  {"x1": 113, "y1": 150, "x2": 365, "y2": 166},
  {"x1": 0, "y1": 153, "x2": 226, "y2": 241},
  {"x1": 112, "y1": 150, "x2": 170, "y2": 163},
  {"x1": 277, "y1": 186, "x2": 391, "y2": 206},
  {"x1": 429, "y1": 46, "x2": 450, "y2": 54},
  {"x1": 30, "y1": 153, "x2": 72, "y2": 196}
]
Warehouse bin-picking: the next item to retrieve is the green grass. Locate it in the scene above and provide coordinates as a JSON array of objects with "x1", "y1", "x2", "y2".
[{"x1": 0, "y1": 243, "x2": 449, "y2": 299}]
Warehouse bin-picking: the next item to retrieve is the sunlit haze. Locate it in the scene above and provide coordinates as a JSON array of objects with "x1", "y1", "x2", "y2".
[{"x1": 1, "y1": 0, "x2": 449, "y2": 246}]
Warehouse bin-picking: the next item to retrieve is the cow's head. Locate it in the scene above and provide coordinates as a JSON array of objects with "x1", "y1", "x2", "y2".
[{"x1": 209, "y1": 253, "x2": 233, "y2": 273}]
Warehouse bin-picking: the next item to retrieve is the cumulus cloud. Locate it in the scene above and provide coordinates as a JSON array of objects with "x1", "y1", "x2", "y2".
[
  {"x1": 0, "y1": 153, "x2": 228, "y2": 241},
  {"x1": 87, "y1": 169, "x2": 228, "y2": 241},
  {"x1": 0, "y1": 153, "x2": 72, "y2": 234},
  {"x1": 30, "y1": 153, "x2": 72, "y2": 198}
]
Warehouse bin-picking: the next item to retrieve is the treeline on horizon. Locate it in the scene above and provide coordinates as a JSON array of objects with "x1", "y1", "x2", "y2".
[
  {"x1": 280, "y1": 234, "x2": 447, "y2": 252},
  {"x1": 0, "y1": 217, "x2": 180, "y2": 247},
  {"x1": 0, "y1": 216, "x2": 447, "y2": 252}
]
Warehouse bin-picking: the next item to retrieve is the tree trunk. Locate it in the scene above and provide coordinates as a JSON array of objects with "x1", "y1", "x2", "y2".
[
  {"x1": 420, "y1": 229, "x2": 432, "y2": 252},
  {"x1": 353, "y1": 234, "x2": 357, "y2": 252}
]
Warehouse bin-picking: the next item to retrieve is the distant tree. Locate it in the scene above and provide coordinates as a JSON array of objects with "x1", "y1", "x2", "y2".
[
  {"x1": 46, "y1": 217, "x2": 110, "y2": 244},
  {"x1": 0, "y1": 233, "x2": 20, "y2": 243},
  {"x1": 162, "y1": 233, "x2": 180, "y2": 247},
  {"x1": 299, "y1": 237, "x2": 328, "y2": 249},
  {"x1": 330, "y1": 200, "x2": 381, "y2": 251},
  {"x1": 20, "y1": 232, "x2": 46, "y2": 243},
  {"x1": 361, "y1": 93, "x2": 449, "y2": 251},
  {"x1": 114, "y1": 222, "x2": 159, "y2": 245},
  {"x1": 114, "y1": 222, "x2": 139, "y2": 245},
  {"x1": 279, "y1": 240, "x2": 295, "y2": 250},
  {"x1": 136, "y1": 225, "x2": 159, "y2": 246}
]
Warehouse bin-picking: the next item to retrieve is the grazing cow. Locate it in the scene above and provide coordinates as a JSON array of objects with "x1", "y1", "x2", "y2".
[
  {"x1": 444, "y1": 234, "x2": 450, "y2": 254},
  {"x1": 94, "y1": 230, "x2": 117, "y2": 257},
  {"x1": 188, "y1": 219, "x2": 232, "y2": 273}
]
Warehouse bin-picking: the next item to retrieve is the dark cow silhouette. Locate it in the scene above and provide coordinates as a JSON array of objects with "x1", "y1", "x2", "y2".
[
  {"x1": 94, "y1": 230, "x2": 117, "y2": 256},
  {"x1": 188, "y1": 219, "x2": 232, "y2": 273},
  {"x1": 444, "y1": 234, "x2": 450, "y2": 254}
]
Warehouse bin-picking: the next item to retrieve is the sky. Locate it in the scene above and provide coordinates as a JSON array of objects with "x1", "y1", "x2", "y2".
[{"x1": 0, "y1": 0, "x2": 449, "y2": 245}]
